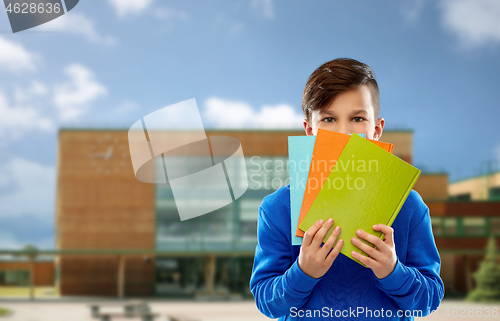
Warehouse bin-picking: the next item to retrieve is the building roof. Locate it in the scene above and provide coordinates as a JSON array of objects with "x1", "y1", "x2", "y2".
[{"x1": 449, "y1": 170, "x2": 500, "y2": 184}]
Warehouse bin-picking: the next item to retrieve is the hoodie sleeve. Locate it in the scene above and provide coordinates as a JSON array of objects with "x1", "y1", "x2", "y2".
[
  {"x1": 250, "y1": 205, "x2": 322, "y2": 319},
  {"x1": 375, "y1": 205, "x2": 445, "y2": 317}
]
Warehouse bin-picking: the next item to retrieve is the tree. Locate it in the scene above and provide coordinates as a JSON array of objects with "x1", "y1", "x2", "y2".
[
  {"x1": 466, "y1": 236, "x2": 500, "y2": 302},
  {"x1": 12, "y1": 244, "x2": 39, "y2": 260},
  {"x1": 21, "y1": 244, "x2": 39, "y2": 252}
]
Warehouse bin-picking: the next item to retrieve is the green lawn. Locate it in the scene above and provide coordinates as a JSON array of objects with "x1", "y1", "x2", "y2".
[
  {"x1": 0, "y1": 286, "x2": 59, "y2": 298},
  {"x1": 0, "y1": 308, "x2": 11, "y2": 316}
]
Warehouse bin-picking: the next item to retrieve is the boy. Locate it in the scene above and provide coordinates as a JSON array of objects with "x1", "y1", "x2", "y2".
[{"x1": 249, "y1": 58, "x2": 444, "y2": 320}]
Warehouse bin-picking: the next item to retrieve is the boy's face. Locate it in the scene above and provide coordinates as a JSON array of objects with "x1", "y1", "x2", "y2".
[{"x1": 303, "y1": 84, "x2": 385, "y2": 140}]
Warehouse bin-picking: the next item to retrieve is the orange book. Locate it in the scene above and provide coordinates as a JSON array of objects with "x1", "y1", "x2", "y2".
[{"x1": 295, "y1": 129, "x2": 394, "y2": 237}]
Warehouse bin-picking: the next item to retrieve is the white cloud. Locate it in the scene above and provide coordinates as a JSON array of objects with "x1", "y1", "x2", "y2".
[
  {"x1": 439, "y1": 0, "x2": 500, "y2": 48},
  {"x1": 0, "y1": 36, "x2": 39, "y2": 72},
  {"x1": 13, "y1": 81, "x2": 48, "y2": 105},
  {"x1": 53, "y1": 64, "x2": 107, "y2": 121},
  {"x1": 0, "y1": 91, "x2": 53, "y2": 142},
  {"x1": 108, "y1": 0, "x2": 154, "y2": 17},
  {"x1": 251, "y1": 0, "x2": 274, "y2": 19},
  {"x1": 203, "y1": 97, "x2": 303, "y2": 129},
  {"x1": 40, "y1": 13, "x2": 116, "y2": 45},
  {"x1": 29, "y1": 80, "x2": 48, "y2": 96},
  {"x1": 0, "y1": 157, "x2": 55, "y2": 222}
]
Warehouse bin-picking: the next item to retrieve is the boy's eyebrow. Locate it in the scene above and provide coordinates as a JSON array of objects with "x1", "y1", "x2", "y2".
[
  {"x1": 319, "y1": 110, "x2": 334, "y2": 116},
  {"x1": 351, "y1": 109, "x2": 368, "y2": 115},
  {"x1": 320, "y1": 109, "x2": 368, "y2": 116}
]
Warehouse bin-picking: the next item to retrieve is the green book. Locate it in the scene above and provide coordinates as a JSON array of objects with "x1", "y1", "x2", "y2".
[{"x1": 298, "y1": 133, "x2": 421, "y2": 266}]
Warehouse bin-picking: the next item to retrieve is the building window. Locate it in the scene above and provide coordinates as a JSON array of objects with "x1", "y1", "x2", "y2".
[
  {"x1": 157, "y1": 222, "x2": 186, "y2": 240},
  {"x1": 240, "y1": 221, "x2": 257, "y2": 241},
  {"x1": 201, "y1": 221, "x2": 233, "y2": 242},
  {"x1": 443, "y1": 218, "x2": 457, "y2": 235},
  {"x1": 429, "y1": 217, "x2": 500, "y2": 237},
  {"x1": 2, "y1": 270, "x2": 30, "y2": 286},
  {"x1": 488, "y1": 186, "x2": 500, "y2": 201},
  {"x1": 431, "y1": 217, "x2": 442, "y2": 236},
  {"x1": 463, "y1": 218, "x2": 486, "y2": 236},
  {"x1": 449, "y1": 193, "x2": 471, "y2": 201},
  {"x1": 490, "y1": 217, "x2": 500, "y2": 236},
  {"x1": 239, "y1": 200, "x2": 260, "y2": 242},
  {"x1": 246, "y1": 156, "x2": 289, "y2": 191}
]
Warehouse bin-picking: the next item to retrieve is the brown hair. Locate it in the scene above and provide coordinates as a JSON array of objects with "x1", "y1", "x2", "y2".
[{"x1": 302, "y1": 58, "x2": 379, "y2": 122}]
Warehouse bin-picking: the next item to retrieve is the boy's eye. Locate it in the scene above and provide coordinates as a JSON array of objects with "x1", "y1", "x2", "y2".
[
  {"x1": 323, "y1": 117, "x2": 334, "y2": 123},
  {"x1": 353, "y1": 117, "x2": 364, "y2": 122}
]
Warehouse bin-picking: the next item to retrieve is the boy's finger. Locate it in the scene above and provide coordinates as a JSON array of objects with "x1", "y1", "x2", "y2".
[
  {"x1": 351, "y1": 250, "x2": 376, "y2": 269},
  {"x1": 372, "y1": 224, "x2": 395, "y2": 246},
  {"x1": 351, "y1": 237, "x2": 383, "y2": 262},
  {"x1": 355, "y1": 229, "x2": 386, "y2": 252},
  {"x1": 303, "y1": 220, "x2": 324, "y2": 247},
  {"x1": 310, "y1": 218, "x2": 334, "y2": 249},
  {"x1": 326, "y1": 238, "x2": 343, "y2": 263},
  {"x1": 320, "y1": 225, "x2": 341, "y2": 258}
]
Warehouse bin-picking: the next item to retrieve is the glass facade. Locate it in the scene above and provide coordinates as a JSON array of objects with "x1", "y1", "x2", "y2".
[
  {"x1": 155, "y1": 156, "x2": 289, "y2": 252},
  {"x1": 0, "y1": 270, "x2": 30, "y2": 286},
  {"x1": 431, "y1": 216, "x2": 500, "y2": 237},
  {"x1": 155, "y1": 156, "x2": 289, "y2": 296}
]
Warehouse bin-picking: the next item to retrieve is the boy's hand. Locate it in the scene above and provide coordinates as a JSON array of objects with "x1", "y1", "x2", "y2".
[
  {"x1": 298, "y1": 218, "x2": 343, "y2": 279},
  {"x1": 350, "y1": 224, "x2": 397, "y2": 279}
]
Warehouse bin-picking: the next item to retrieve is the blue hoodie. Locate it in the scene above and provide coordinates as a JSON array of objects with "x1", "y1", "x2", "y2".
[{"x1": 250, "y1": 185, "x2": 444, "y2": 320}]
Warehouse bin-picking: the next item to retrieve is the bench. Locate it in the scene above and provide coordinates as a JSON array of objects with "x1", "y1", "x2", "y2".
[
  {"x1": 96, "y1": 312, "x2": 159, "y2": 321},
  {"x1": 88, "y1": 301, "x2": 151, "y2": 319}
]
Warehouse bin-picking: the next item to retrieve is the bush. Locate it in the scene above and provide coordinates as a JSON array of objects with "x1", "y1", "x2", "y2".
[
  {"x1": 466, "y1": 236, "x2": 500, "y2": 302},
  {"x1": 0, "y1": 308, "x2": 11, "y2": 316}
]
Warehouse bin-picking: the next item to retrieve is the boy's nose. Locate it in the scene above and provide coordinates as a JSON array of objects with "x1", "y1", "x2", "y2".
[{"x1": 337, "y1": 122, "x2": 351, "y2": 136}]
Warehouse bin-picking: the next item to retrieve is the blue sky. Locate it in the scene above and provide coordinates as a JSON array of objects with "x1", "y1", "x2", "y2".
[{"x1": 0, "y1": 0, "x2": 499, "y2": 249}]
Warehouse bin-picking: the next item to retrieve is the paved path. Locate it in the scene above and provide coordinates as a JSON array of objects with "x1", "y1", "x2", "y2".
[{"x1": 0, "y1": 299, "x2": 499, "y2": 320}]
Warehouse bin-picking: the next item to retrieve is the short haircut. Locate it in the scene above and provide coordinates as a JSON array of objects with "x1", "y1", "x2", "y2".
[{"x1": 302, "y1": 58, "x2": 380, "y2": 122}]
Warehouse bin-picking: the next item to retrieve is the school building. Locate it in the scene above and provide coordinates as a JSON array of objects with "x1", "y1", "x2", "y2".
[
  {"x1": 448, "y1": 168, "x2": 500, "y2": 201},
  {"x1": 3, "y1": 128, "x2": 497, "y2": 299}
]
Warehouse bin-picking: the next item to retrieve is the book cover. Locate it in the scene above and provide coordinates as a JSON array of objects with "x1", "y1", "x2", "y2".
[
  {"x1": 288, "y1": 136, "x2": 316, "y2": 246},
  {"x1": 298, "y1": 133, "x2": 420, "y2": 266},
  {"x1": 295, "y1": 129, "x2": 393, "y2": 238}
]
